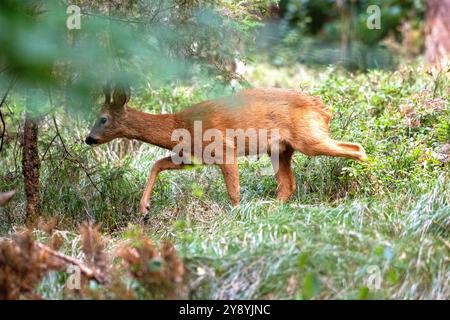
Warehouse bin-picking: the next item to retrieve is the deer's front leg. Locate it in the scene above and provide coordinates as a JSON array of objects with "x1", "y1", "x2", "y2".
[{"x1": 140, "y1": 156, "x2": 187, "y2": 215}]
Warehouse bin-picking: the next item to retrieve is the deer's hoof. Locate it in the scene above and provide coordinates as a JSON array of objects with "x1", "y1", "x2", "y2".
[
  {"x1": 139, "y1": 202, "x2": 150, "y2": 215},
  {"x1": 139, "y1": 212, "x2": 150, "y2": 225}
]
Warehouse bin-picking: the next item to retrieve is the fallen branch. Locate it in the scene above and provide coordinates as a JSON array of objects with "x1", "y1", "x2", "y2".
[
  {"x1": 35, "y1": 242, "x2": 106, "y2": 283},
  {"x1": 0, "y1": 236, "x2": 106, "y2": 284}
]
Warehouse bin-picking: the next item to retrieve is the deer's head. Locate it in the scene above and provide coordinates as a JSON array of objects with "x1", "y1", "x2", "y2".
[{"x1": 85, "y1": 85, "x2": 131, "y2": 146}]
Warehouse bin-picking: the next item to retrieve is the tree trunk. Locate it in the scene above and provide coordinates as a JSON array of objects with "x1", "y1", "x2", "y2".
[
  {"x1": 22, "y1": 113, "x2": 40, "y2": 226},
  {"x1": 425, "y1": 0, "x2": 450, "y2": 65}
]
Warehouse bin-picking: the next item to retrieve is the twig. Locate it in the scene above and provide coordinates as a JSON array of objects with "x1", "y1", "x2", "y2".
[
  {"x1": 34, "y1": 242, "x2": 106, "y2": 283},
  {"x1": 47, "y1": 90, "x2": 103, "y2": 196},
  {"x1": 52, "y1": 114, "x2": 103, "y2": 196},
  {"x1": 40, "y1": 134, "x2": 58, "y2": 162},
  {"x1": 0, "y1": 235, "x2": 106, "y2": 283},
  {"x1": 0, "y1": 107, "x2": 6, "y2": 152},
  {"x1": 0, "y1": 78, "x2": 16, "y2": 152},
  {"x1": 41, "y1": 153, "x2": 68, "y2": 197},
  {"x1": 83, "y1": 1, "x2": 176, "y2": 25},
  {"x1": 10, "y1": 102, "x2": 22, "y2": 179},
  {"x1": 83, "y1": 12, "x2": 147, "y2": 25},
  {"x1": 148, "y1": 0, "x2": 165, "y2": 24}
]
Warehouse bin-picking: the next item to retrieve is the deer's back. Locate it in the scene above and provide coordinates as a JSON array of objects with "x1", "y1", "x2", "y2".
[{"x1": 178, "y1": 88, "x2": 332, "y2": 134}]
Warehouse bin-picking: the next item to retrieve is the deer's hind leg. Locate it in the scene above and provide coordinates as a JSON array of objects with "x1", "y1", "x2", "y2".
[
  {"x1": 292, "y1": 108, "x2": 367, "y2": 161},
  {"x1": 271, "y1": 146, "x2": 296, "y2": 201}
]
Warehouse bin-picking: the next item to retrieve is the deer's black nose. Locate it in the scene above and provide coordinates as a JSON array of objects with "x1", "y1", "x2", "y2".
[{"x1": 85, "y1": 136, "x2": 98, "y2": 145}]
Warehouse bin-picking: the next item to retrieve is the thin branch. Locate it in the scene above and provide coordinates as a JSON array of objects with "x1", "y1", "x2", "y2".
[
  {"x1": 41, "y1": 153, "x2": 68, "y2": 197},
  {"x1": 47, "y1": 89, "x2": 103, "y2": 196},
  {"x1": 83, "y1": 12, "x2": 146, "y2": 24},
  {"x1": 0, "y1": 78, "x2": 16, "y2": 152},
  {"x1": 0, "y1": 108, "x2": 6, "y2": 152},
  {"x1": 83, "y1": 1, "x2": 176, "y2": 25},
  {"x1": 148, "y1": 0, "x2": 165, "y2": 24},
  {"x1": 51, "y1": 113, "x2": 103, "y2": 196},
  {"x1": 12, "y1": 104, "x2": 22, "y2": 179},
  {"x1": 0, "y1": 236, "x2": 106, "y2": 283},
  {"x1": 35, "y1": 242, "x2": 106, "y2": 283},
  {"x1": 40, "y1": 134, "x2": 58, "y2": 162}
]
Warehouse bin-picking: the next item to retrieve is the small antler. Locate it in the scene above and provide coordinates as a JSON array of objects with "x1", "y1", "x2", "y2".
[
  {"x1": 103, "y1": 81, "x2": 112, "y2": 104},
  {"x1": 112, "y1": 83, "x2": 131, "y2": 107}
]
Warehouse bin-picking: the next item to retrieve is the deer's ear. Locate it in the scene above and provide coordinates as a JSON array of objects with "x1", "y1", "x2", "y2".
[{"x1": 112, "y1": 85, "x2": 131, "y2": 111}]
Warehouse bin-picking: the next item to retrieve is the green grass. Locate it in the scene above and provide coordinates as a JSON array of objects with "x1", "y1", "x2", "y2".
[
  {"x1": 173, "y1": 181, "x2": 450, "y2": 299},
  {"x1": 1, "y1": 60, "x2": 449, "y2": 299}
]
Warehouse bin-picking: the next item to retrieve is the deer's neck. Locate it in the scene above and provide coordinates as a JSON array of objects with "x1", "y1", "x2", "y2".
[{"x1": 122, "y1": 107, "x2": 181, "y2": 150}]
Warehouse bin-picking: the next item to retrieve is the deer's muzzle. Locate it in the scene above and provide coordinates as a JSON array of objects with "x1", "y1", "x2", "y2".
[{"x1": 85, "y1": 136, "x2": 99, "y2": 145}]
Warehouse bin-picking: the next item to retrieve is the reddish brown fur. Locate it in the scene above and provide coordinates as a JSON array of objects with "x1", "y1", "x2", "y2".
[{"x1": 87, "y1": 87, "x2": 367, "y2": 214}]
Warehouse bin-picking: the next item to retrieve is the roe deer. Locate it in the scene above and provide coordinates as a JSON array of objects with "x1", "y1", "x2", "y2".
[{"x1": 86, "y1": 85, "x2": 367, "y2": 214}]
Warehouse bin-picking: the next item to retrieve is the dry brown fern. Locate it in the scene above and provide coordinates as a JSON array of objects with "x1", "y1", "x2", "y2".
[
  {"x1": 117, "y1": 236, "x2": 186, "y2": 299},
  {"x1": 0, "y1": 222, "x2": 185, "y2": 300},
  {"x1": 0, "y1": 230, "x2": 65, "y2": 300}
]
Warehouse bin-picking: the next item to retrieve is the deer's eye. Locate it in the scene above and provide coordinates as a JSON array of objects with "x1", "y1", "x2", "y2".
[{"x1": 100, "y1": 117, "x2": 107, "y2": 125}]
